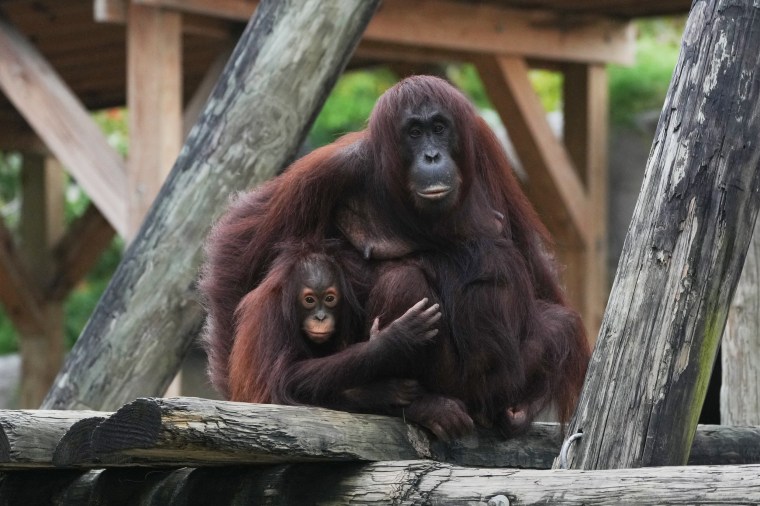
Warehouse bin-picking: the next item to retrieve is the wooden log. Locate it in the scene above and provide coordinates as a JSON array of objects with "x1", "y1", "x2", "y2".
[
  {"x1": 77, "y1": 397, "x2": 560, "y2": 468},
  {"x1": 0, "y1": 410, "x2": 107, "y2": 469},
  {"x1": 562, "y1": 0, "x2": 760, "y2": 469},
  {"x1": 41, "y1": 0, "x2": 381, "y2": 411},
  {"x1": 2, "y1": 462, "x2": 760, "y2": 505},
  {"x1": 51, "y1": 397, "x2": 760, "y2": 469}
]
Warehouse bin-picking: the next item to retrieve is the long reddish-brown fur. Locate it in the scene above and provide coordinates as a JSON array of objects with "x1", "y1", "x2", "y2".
[{"x1": 200, "y1": 75, "x2": 589, "y2": 436}]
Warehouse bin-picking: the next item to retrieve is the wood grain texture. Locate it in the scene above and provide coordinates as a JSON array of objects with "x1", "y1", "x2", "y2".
[
  {"x1": 722, "y1": 213, "x2": 760, "y2": 425},
  {"x1": 0, "y1": 410, "x2": 107, "y2": 468},
  {"x1": 563, "y1": 0, "x2": 760, "y2": 469},
  {"x1": 1, "y1": 461, "x2": 759, "y2": 505},
  {"x1": 49, "y1": 398, "x2": 760, "y2": 469},
  {"x1": 41, "y1": 0, "x2": 380, "y2": 411}
]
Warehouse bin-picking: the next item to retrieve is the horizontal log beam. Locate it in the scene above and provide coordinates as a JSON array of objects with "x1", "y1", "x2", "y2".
[
  {"x1": 46, "y1": 398, "x2": 760, "y2": 469},
  {"x1": 1, "y1": 462, "x2": 759, "y2": 505},
  {"x1": 0, "y1": 18, "x2": 128, "y2": 237},
  {"x1": 126, "y1": 0, "x2": 634, "y2": 65},
  {"x1": 0, "y1": 410, "x2": 108, "y2": 469}
]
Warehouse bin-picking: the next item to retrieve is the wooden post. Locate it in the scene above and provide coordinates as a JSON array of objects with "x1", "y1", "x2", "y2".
[
  {"x1": 562, "y1": 63, "x2": 609, "y2": 340},
  {"x1": 18, "y1": 155, "x2": 65, "y2": 408},
  {"x1": 127, "y1": 3, "x2": 183, "y2": 236},
  {"x1": 127, "y1": 3, "x2": 184, "y2": 396},
  {"x1": 561, "y1": 0, "x2": 760, "y2": 469},
  {"x1": 41, "y1": 0, "x2": 381, "y2": 411},
  {"x1": 722, "y1": 215, "x2": 760, "y2": 425}
]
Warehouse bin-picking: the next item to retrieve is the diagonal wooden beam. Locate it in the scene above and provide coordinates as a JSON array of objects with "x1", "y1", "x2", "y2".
[
  {"x1": 48, "y1": 204, "x2": 116, "y2": 302},
  {"x1": 476, "y1": 55, "x2": 591, "y2": 248},
  {"x1": 0, "y1": 219, "x2": 45, "y2": 335},
  {"x1": 0, "y1": 18, "x2": 128, "y2": 237},
  {"x1": 124, "y1": 0, "x2": 633, "y2": 65}
]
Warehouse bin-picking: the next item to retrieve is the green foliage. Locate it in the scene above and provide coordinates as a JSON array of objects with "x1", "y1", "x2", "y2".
[
  {"x1": 310, "y1": 68, "x2": 397, "y2": 146},
  {"x1": 609, "y1": 18, "x2": 684, "y2": 124}
]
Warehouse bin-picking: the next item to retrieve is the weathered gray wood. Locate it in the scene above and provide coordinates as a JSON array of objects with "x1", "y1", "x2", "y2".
[
  {"x1": 79, "y1": 397, "x2": 561, "y2": 468},
  {"x1": 52, "y1": 416, "x2": 108, "y2": 468},
  {"x1": 41, "y1": 0, "x2": 381, "y2": 411},
  {"x1": 722, "y1": 214, "x2": 760, "y2": 425},
  {"x1": 562, "y1": 0, "x2": 760, "y2": 469},
  {"x1": 50, "y1": 398, "x2": 760, "y2": 469},
  {"x1": 2, "y1": 462, "x2": 760, "y2": 505},
  {"x1": 0, "y1": 410, "x2": 107, "y2": 468}
]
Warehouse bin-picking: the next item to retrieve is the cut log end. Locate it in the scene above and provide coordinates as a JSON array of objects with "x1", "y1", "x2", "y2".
[
  {"x1": 53, "y1": 417, "x2": 106, "y2": 467},
  {"x1": 92, "y1": 398, "x2": 162, "y2": 457}
]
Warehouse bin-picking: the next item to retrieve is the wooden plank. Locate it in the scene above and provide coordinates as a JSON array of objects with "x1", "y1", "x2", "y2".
[
  {"x1": 0, "y1": 18, "x2": 128, "y2": 237},
  {"x1": 562, "y1": 0, "x2": 760, "y2": 469},
  {"x1": 1, "y1": 462, "x2": 759, "y2": 505},
  {"x1": 562, "y1": 63, "x2": 609, "y2": 340},
  {"x1": 722, "y1": 214, "x2": 760, "y2": 424},
  {"x1": 135, "y1": 0, "x2": 635, "y2": 64},
  {"x1": 48, "y1": 204, "x2": 115, "y2": 302},
  {"x1": 477, "y1": 55, "x2": 591, "y2": 248},
  {"x1": 0, "y1": 410, "x2": 107, "y2": 469},
  {"x1": 41, "y1": 0, "x2": 381, "y2": 411},
  {"x1": 126, "y1": 4, "x2": 183, "y2": 236},
  {"x1": 18, "y1": 155, "x2": 65, "y2": 409}
]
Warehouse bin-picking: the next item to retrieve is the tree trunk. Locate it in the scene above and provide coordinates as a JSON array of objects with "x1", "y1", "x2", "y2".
[
  {"x1": 722, "y1": 214, "x2": 760, "y2": 425},
  {"x1": 41, "y1": 0, "x2": 380, "y2": 411},
  {"x1": 562, "y1": 0, "x2": 760, "y2": 469}
]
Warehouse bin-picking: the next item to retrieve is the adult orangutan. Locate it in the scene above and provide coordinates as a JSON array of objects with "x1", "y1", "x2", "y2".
[
  {"x1": 201, "y1": 75, "x2": 590, "y2": 440},
  {"x1": 228, "y1": 239, "x2": 439, "y2": 414}
]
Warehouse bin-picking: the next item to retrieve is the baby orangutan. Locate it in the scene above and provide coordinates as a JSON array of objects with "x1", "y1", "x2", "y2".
[{"x1": 228, "y1": 242, "x2": 440, "y2": 414}]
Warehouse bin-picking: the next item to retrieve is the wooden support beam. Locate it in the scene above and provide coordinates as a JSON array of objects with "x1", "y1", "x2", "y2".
[
  {"x1": 42, "y1": 0, "x2": 381, "y2": 411},
  {"x1": 18, "y1": 155, "x2": 66, "y2": 409},
  {"x1": 133, "y1": 0, "x2": 634, "y2": 65},
  {"x1": 1, "y1": 461, "x2": 759, "y2": 505},
  {"x1": 127, "y1": 4, "x2": 183, "y2": 236},
  {"x1": 561, "y1": 63, "x2": 609, "y2": 339},
  {"x1": 48, "y1": 204, "x2": 115, "y2": 302},
  {"x1": 0, "y1": 219, "x2": 45, "y2": 335},
  {"x1": 0, "y1": 18, "x2": 128, "y2": 237},
  {"x1": 477, "y1": 56, "x2": 591, "y2": 248},
  {"x1": 563, "y1": 0, "x2": 760, "y2": 469}
]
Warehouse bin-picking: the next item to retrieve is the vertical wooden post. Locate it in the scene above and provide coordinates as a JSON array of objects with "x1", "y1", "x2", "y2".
[
  {"x1": 722, "y1": 216, "x2": 760, "y2": 424},
  {"x1": 18, "y1": 154, "x2": 65, "y2": 408},
  {"x1": 127, "y1": 3, "x2": 183, "y2": 396},
  {"x1": 127, "y1": 3, "x2": 183, "y2": 235},
  {"x1": 563, "y1": 63, "x2": 609, "y2": 340},
  {"x1": 560, "y1": 0, "x2": 760, "y2": 469}
]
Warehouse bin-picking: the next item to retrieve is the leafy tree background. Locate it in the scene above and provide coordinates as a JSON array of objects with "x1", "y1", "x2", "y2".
[{"x1": 0, "y1": 19, "x2": 683, "y2": 354}]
